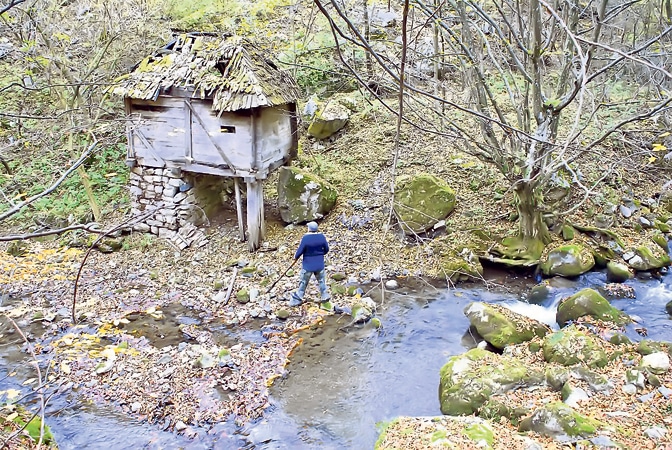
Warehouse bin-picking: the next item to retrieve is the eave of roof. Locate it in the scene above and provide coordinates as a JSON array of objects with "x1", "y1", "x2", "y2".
[{"x1": 112, "y1": 33, "x2": 301, "y2": 112}]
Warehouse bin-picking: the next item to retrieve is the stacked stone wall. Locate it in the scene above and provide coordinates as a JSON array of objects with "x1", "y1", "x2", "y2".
[{"x1": 129, "y1": 166, "x2": 211, "y2": 249}]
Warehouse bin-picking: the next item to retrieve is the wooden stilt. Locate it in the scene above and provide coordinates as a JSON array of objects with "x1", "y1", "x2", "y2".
[
  {"x1": 234, "y1": 178, "x2": 245, "y2": 242},
  {"x1": 246, "y1": 179, "x2": 265, "y2": 252}
]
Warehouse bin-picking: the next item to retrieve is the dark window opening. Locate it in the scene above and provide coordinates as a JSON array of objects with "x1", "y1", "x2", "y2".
[{"x1": 220, "y1": 125, "x2": 236, "y2": 133}]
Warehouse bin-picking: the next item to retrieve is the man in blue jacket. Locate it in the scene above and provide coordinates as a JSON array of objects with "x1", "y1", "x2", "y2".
[{"x1": 289, "y1": 221, "x2": 331, "y2": 307}]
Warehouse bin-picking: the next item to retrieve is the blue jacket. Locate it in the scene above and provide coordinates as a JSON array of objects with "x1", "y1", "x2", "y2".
[{"x1": 295, "y1": 232, "x2": 329, "y2": 272}]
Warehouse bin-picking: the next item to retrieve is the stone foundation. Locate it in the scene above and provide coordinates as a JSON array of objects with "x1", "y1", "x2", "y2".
[{"x1": 129, "y1": 166, "x2": 231, "y2": 249}]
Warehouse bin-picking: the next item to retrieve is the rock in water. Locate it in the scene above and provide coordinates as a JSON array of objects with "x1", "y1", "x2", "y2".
[{"x1": 556, "y1": 288, "x2": 631, "y2": 327}]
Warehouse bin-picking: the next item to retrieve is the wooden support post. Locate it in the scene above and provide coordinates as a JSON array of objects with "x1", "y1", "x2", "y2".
[
  {"x1": 234, "y1": 178, "x2": 245, "y2": 242},
  {"x1": 246, "y1": 179, "x2": 265, "y2": 252}
]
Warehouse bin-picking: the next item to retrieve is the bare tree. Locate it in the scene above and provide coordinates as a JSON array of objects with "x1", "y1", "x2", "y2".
[{"x1": 313, "y1": 0, "x2": 672, "y2": 261}]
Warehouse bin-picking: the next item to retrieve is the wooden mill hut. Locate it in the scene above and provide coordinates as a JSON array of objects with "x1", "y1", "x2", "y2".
[{"x1": 113, "y1": 32, "x2": 301, "y2": 250}]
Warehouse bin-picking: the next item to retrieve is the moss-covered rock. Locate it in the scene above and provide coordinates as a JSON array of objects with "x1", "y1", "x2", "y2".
[
  {"x1": 571, "y1": 366, "x2": 611, "y2": 392},
  {"x1": 542, "y1": 326, "x2": 608, "y2": 368},
  {"x1": 545, "y1": 366, "x2": 570, "y2": 391},
  {"x1": 528, "y1": 282, "x2": 551, "y2": 305},
  {"x1": 540, "y1": 244, "x2": 595, "y2": 277},
  {"x1": 610, "y1": 333, "x2": 632, "y2": 345},
  {"x1": 442, "y1": 250, "x2": 483, "y2": 282},
  {"x1": 277, "y1": 166, "x2": 338, "y2": 224},
  {"x1": 494, "y1": 236, "x2": 545, "y2": 263},
  {"x1": 236, "y1": 288, "x2": 250, "y2": 303},
  {"x1": 556, "y1": 288, "x2": 631, "y2": 327},
  {"x1": 637, "y1": 340, "x2": 671, "y2": 356},
  {"x1": 623, "y1": 245, "x2": 671, "y2": 271},
  {"x1": 330, "y1": 283, "x2": 347, "y2": 295},
  {"x1": 666, "y1": 300, "x2": 672, "y2": 316},
  {"x1": 518, "y1": 402, "x2": 602, "y2": 439},
  {"x1": 307, "y1": 99, "x2": 350, "y2": 139},
  {"x1": 561, "y1": 224, "x2": 575, "y2": 241},
  {"x1": 464, "y1": 302, "x2": 550, "y2": 349},
  {"x1": 606, "y1": 261, "x2": 633, "y2": 283},
  {"x1": 393, "y1": 174, "x2": 456, "y2": 234},
  {"x1": 439, "y1": 348, "x2": 541, "y2": 415},
  {"x1": 655, "y1": 220, "x2": 670, "y2": 233},
  {"x1": 651, "y1": 231, "x2": 669, "y2": 252}
]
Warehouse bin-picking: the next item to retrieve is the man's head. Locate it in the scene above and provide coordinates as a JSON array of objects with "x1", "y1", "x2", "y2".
[{"x1": 307, "y1": 221, "x2": 318, "y2": 232}]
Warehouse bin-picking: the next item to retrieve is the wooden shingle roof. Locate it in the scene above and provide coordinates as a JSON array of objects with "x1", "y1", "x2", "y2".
[{"x1": 112, "y1": 33, "x2": 302, "y2": 112}]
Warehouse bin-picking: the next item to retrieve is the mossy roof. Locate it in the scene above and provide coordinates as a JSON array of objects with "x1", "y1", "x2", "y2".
[{"x1": 112, "y1": 32, "x2": 301, "y2": 112}]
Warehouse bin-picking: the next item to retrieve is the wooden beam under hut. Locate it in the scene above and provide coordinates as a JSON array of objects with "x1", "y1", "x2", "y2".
[
  {"x1": 234, "y1": 178, "x2": 245, "y2": 242},
  {"x1": 246, "y1": 179, "x2": 265, "y2": 252}
]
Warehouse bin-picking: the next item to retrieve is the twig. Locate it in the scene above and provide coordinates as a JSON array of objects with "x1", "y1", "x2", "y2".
[
  {"x1": 0, "y1": 141, "x2": 97, "y2": 222},
  {"x1": 221, "y1": 267, "x2": 238, "y2": 306},
  {"x1": 0, "y1": 222, "x2": 105, "y2": 241}
]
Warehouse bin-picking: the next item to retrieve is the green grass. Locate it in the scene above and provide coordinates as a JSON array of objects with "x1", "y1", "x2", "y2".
[{"x1": 0, "y1": 142, "x2": 130, "y2": 226}]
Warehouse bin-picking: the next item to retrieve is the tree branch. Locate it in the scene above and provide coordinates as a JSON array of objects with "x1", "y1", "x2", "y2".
[{"x1": 0, "y1": 141, "x2": 97, "y2": 222}]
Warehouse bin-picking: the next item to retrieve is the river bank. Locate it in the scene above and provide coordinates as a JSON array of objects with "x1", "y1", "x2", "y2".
[{"x1": 2, "y1": 113, "x2": 672, "y2": 447}]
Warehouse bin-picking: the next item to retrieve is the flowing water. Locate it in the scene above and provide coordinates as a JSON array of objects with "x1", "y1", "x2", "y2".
[{"x1": 1, "y1": 268, "x2": 671, "y2": 449}]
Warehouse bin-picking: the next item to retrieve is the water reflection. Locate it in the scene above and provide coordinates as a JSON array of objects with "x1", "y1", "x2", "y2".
[{"x1": 260, "y1": 270, "x2": 672, "y2": 449}]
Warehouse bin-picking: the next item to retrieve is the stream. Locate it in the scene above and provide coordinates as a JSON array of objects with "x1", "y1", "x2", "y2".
[{"x1": 1, "y1": 267, "x2": 671, "y2": 449}]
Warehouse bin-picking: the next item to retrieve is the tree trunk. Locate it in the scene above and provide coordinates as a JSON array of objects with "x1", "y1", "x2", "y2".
[{"x1": 514, "y1": 181, "x2": 551, "y2": 244}]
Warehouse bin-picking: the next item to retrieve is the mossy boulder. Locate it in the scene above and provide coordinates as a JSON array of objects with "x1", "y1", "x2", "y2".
[
  {"x1": 637, "y1": 340, "x2": 671, "y2": 356},
  {"x1": 623, "y1": 245, "x2": 671, "y2": 271},
  {"x1": 556, "y1": 288, "x2": 631, "y2": 327},
  {"x1": 464, "y1": 302, "x2": 550, "y2": 349},
  {"x1": 542, "y1": 326, "x2": 608, "y2": 368},
  {"x1": 540, "y1": 244, "x2": 595, "y2": 277},
  {"x1": 561, "y1": 224, "x2": 575, "y2": 241},
  {"x1": 545, "y1": 366, "x2": 570, "y2": 391},
  {"x1": 651, "y1": 231, "x2": 669, "y2": 252},
  {"x1": 439, "y1": 348, "x2": 541, "y2": 415},
  {"x1": 236, "y1": 288, "x2": 250, "y2": 304},
  {"x1": 442, "y1": 250, "x2": 483, "y2": 282},
  {"x1": 606, "y1": 261, "x2": 633, "y2": 283},
  {"x1": 307, "y1": 99, "x2": 350, "y2": 139},
  {"x1": 666, "y1": 300, "x2": 672, "y2": 316},
  {"x1": 394, "y1": 174, "x2": 456, "y2": 234},
  {"x1": 277, "y1": 167, "x2": 338, "y2": 224},
  {"x1": 494, "y1": 236, "x2": 545, "y2": 263},
  {"x1": 518, "y1": 402, "x2": 602, "y2": 439},
  {"x1": 330, "y1": 283, "x2": 347, "y2": 295}
]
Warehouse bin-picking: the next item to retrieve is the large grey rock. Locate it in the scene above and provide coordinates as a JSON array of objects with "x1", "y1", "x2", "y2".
[
  {"x1": 439, "y1": 348, "x2": 542, "y2": 416},
  {"x1": 606, "y1": 261, "x2": 633, "y2": 283},
  {"x1": 307, "y1": 100, "x2": 350, "y2": 139},
  {"x1": 542, "y1": 326, "x2": 608, "y2": 368},
  {"x1": 464, "y1": 302, "x2": 550, "y2": 350},
  {"x1": 556, "y1": 288, "x2": 631, "y2": 327},
  {"x1": 539, "y1": 244, "x2": 595, "y2": 277},
  {"x1": 622, "y1": 245, "x2": 671, "y2": 271},
  {"x1": 641, "y1": 352, "x2": 670, "y2": 374},
  {"x1": 393, "y1": 173, "x2": 456, "y2": 234},
  {"x1": 277, "y1": 167, "x2": 338, "y2": 224},
  {"x1": 519, "y1": 402, "x2": 602, "y2": 440}
]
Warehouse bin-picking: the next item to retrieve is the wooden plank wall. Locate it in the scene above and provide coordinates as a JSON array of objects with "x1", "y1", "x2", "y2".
[
  {"x1": 129, "y1": 95, "x2": 296, "y2": 179},
  {"x1": 190, "y1": 100, "x2": 254, "y2": 171},
  {"x1": 256, "y1": 105, "x2": 296, "y2": 170},
  {"x1": 130, "y1": 97, "x2": 188, "y2": 166}
]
